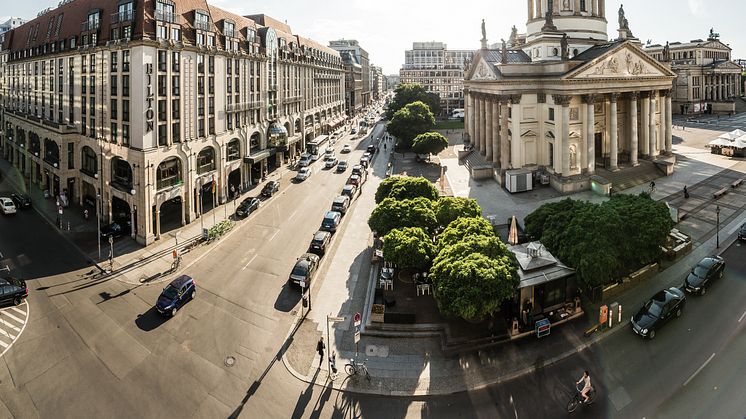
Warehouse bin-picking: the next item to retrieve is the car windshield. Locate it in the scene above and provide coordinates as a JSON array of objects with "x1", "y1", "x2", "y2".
[
  {"x1": 644, "y1": 300, "x2": 663, "y2": 317},
  {"x1": 292, "y1": 264, "x2": 308, "y2": 277},
  {"x1": 162, "y1": 285, "x2": 179, "y2": 300},
  {"x1": 692, "y1": 266, "x2": 709, "y2": 278}
]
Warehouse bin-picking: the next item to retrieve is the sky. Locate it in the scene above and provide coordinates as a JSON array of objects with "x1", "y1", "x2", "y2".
[{"x1": 3, "y1": 0, "x2": 744, "y2": 75}]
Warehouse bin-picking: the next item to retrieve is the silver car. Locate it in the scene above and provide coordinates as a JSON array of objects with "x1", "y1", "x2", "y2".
[{"x1": 0, "y1": 197, "x2": 17, "y2": 215}]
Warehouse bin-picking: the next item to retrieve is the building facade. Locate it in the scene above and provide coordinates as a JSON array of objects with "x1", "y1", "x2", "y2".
[
  {"x1": 399, "y1": 42, "x2": 473, "y2": 116},
  {"x1": 338, "y1": 51, "x2": 362, "y2": 115},
  {"x1": 0, "y1": 17, "x2": 27, "y2": 35},
  {"x1": 370, "y1": 65, "x2": 384, "y2": 101},
  {"x1": 645, "y1": 31, "x2": 742, "y2": 115},
  {"x1": 329, "y1": 39, "x2": 370, "y2": 114},
  {"x1": 385, "y1": 74, "x2": 400, "y2": 91},
  {"x1": 0, "y1": 0, "x2": 345, "y2": 246},
  {"x1": 464, "y1": 2, "x2": 676, "y2": 193}
]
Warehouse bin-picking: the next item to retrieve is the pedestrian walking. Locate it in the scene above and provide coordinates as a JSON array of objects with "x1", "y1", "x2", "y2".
[
  {"x1": 329, "y1": 351, "x2": 338, "y2": 380},
  {"x1": 84, "y1": 209, "x2": 89, "y2": 220},
  {"x1": 683, "y1": 185, "x2": 689, "y2": 199},
  {"x1": 316, "y1": 337, "x2": 325, "y2": 367}
]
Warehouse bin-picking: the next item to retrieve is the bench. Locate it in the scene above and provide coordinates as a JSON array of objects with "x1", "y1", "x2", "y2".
[
  {"x1": 732, "y1": 179, "x2": 744, "y2": 188},
  {"x1": 713, "y1": 188, "x2": 728, "y2": 199}
]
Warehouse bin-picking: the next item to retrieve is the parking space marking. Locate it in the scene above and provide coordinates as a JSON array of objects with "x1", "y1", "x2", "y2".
[
  {"x1": 683, "y1": 353, "x2": 716, "y2": 387},
  {"x1": 2, "y1": 311, "x2": 23, "y2": 324},
  {"x1": 0, "y1": 318, "x2": 20, "y2": 332},
  {"x1": 11, "y1": 307, "x2": 26, "y2": 316},
  {"x1": 0, "y1": 301, "x2": 30, "y2": 357}
]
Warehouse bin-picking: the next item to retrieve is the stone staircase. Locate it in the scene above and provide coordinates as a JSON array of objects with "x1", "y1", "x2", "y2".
[
  {"x1": 595, "y1": 159, "x2": 664, "y2": 191},
  {"x1": 459, "y1": 148, "x2": 495, "y2": 180}
]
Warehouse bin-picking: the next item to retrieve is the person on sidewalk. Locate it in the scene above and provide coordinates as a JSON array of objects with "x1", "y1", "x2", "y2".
[
  {"x1": 84, "y1": 209, "x2": 89, "y2": 220},
  {"x1": 329, "y1": 351, "x2": 338, "y2": 380},
  {"x1": 683, "y1": 185, "x2": 689, "y2": 199},
  {"x1": 316, "y1": 337, "x2": 325, "y2": 368}
]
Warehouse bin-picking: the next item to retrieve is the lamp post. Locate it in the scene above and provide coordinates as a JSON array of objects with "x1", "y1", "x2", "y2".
[
  {"x1": 96, "y1": 191, "x2": 102, "y2": 259},
  {"x1": 715, "y1": 205, "x2": 720, "y2": 249}
]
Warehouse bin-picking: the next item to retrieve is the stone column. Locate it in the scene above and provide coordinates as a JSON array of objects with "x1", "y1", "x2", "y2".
[
  {"x1": 664, "y1": 90, "x2": 673, "y2": 154},
  {"x1": 649, "y1": 92, "x2": 658, "y2": 157},
  {"x1": 491, "y1": 97, "x2": 500, "y2": 165},
  {"x1": 629, "y1": 92, "x2": 639, "y2": 166},
  {"x1": 528, "y1": 0, "x2": 534, "y2": 19},
  {"x1": 479, "y1": 96, "x2": 487, "y2": 155},
  {"x1": 474, "y1": 94, "x2": 482, "y2": 152},
  {"x1": 467, "y1": 91, "x2": 476, "y2": 146},
  {"x1": 599, "y1": 0, "x2": 605, "y2": 17},
  {"x1": 641, "y1": 92, "x2": 650, "y2": 157},
  {"x1": 485, "y1": 98, "x2": 493, "y2": 160},
  {"x1": 583, "y1": 94, "x2": 596, "y2": 174},
  {"x1": 510, "y1": 95, "x2": 522, "y2": 168},
  {"x1": 499, "y1": 97, "x2": 510, "y2": 169},
  {"x1": 553, "y1": 95, "x2": 572, "y2": 176},
  {"x1": 609, "y1": 93, "x2": 619, "y2": 171}
]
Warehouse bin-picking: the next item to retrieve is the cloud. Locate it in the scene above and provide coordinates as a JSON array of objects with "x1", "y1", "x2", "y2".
[{"x1": 687, "y1": 0, "x2": 705, "y2": 16}]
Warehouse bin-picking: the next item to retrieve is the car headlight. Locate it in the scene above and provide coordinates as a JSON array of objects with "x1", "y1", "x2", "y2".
[{"x1": 641, "y1": 329, "x2": 648, "y2": 335}]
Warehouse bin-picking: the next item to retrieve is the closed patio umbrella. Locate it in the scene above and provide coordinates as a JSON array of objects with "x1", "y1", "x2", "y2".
[{"x1": 508, "y1": 215, "x2": 519, "y2": 246}]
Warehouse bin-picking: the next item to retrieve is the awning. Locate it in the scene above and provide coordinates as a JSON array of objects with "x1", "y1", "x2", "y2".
[
  {"x1": 243, "y1": 149, "x2": 271, "y2": 164},
  {"x1": 287, "y1": 135, "x2": 302, "y2": 146},
  {"x1": 268, "y1": 122, "x2": 287, "y2": 137}
]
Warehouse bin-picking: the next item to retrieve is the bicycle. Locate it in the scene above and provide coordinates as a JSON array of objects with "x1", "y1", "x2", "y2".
[
  {"x1": 171, "y1": 255, "x2": 182, "y2": 272},
  {"x1": 566, "y1": 382, "x2": 596, "y2": 413},
  {"x1": 344, "y1": 358, "x2": 371, "y2": 382}
]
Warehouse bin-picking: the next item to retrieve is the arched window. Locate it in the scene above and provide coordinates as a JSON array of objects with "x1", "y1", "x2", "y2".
[
  {"x1": 157, "y1": 157, "x2": 182, "y2": 189},
  {"x1": 43, "y1": 138, "x2": 59, "y2": 166},
  {"x1": 227, "y1": 139, "x2": 240, "y2": 161},
  {"x1": 81, "y1": 146, "x2": 98, "y2": 175},
  {"x1": 111, "y1": 157, "x2": 133, "y2": 190},
  {"x1": 250, "y1": 132, "x2": 261, "y2": 149},
  {"x1": 197, "y1": 146, "x2": 215, "y2": 174}
]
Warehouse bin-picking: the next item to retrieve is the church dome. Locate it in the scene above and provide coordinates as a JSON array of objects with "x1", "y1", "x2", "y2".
[{"x1": 525, "y1": 0, "x2": 608, "y2": 44}]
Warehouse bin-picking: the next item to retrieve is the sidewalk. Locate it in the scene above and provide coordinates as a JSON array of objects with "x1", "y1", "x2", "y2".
[{"x1": 280, "y1": 129, "x2": 746, "y2": 396}]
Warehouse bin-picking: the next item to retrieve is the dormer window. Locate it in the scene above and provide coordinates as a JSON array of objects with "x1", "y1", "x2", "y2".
[
  {"x1": 83, "y1": 11, "x2": 100, "y2": 32},
  {"x1": 113, "y1": 2, "x2": 134, "y2": 24},
  {"x1": 155, "y1": 1, "x2": 176, "y2": 23},
  {"x1": 194, "y1": 11, "x2": 209, "y2": 31},
  {"x1": 224, "y1": 21, "x2": 235, "y2": 38}
]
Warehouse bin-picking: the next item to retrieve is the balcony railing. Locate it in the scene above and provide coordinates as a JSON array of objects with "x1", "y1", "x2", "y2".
[
  {"x1": 111, "y1": 10, "x2": 134, "y2": 24},
  {"x1": 81, "y1": 19, "x2": 100, "y2": 32},
  {"x1": 194, "y1": 20, "x2": 211, "y2": 31},
  {"x1": 155, "y1": 10, "x2": 179, "y2": 24}
]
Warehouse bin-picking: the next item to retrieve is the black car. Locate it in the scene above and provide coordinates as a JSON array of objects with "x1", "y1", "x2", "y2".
[
  {"x1": 156, "y1": 275, "x2": 196, "y2": 317},
  {"x1": 309, "y1": 230, "x2": 332, "y2": 255},
  {"x1": 100, "y1": 221, "x2": 132, "y2": 239},
  {"x1": 10, "y1": 193, "x2": 31, "y2": 209},
  {"x1": 739, "y1": 223, "x2": 746, "y2": 241},
  {"x1": 367, "y1": 144, "x2": 377, "y2": 154},
  {"x1": 631, "y1": 287, "x2": 686, "y2": 339},
  {"x1": 261, "y1": 181, "x2": 280, "y2": 197},
  {"x1": 684, "y1": 256, "x2": 725, "y2": 295},
  {"x1": 289, "y1": 253, "x2": 320, "y2": 287},
  {"x1": 236, "y1": 197, "x2": 260, "y2": 218},
  {"x1": 0, "y1": 277, "x2": 28, "y2": 306}
]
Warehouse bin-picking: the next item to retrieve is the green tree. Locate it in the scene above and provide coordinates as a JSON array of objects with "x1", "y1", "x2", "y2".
[
  {"x1": 382, "y1": 227, "x2": 434, "y2": 271},
  {"x1": 435, "y1": 197, "x2": 482, "y2": 230},
  {"x1": 437, "y1": 216, "x2": 495, "y2": 251},
  {"x1": 368, "y1": 197, "x2": 437, "y2": 236},
  {"x1": 412, "y1": 132, "x2": 449, "y2": 156},
  {"x1": 524, "y1": 198, "x2": 591, "y2": 241},
  {"x1": 430, "y1": 252, "x2": 519, "y2": 321},
  {"x1": 386, "y1": 83, "x2": 441, "y2": 119},
  {"x1": 375, "y1": 176, "x2": 439, "y2": 203},
  {"x1": 386, "y1": 101, "x2": 436, "y2": 149}
]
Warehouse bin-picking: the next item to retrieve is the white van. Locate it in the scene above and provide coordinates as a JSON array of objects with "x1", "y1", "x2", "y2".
[{"x1": 299, "y1": 153, "x2": 313, "y2": 167}]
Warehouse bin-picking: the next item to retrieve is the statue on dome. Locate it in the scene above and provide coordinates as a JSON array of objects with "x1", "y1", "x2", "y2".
[
  {"x1": 560, "y1": 34, "x2": 569, "y2": 60},
  {"x1": 481, "y1": 19, "x2": 486, "y2": 41},
  {"x1": 509, "y1": 25, "x2": 518, "y2": 47},
  {"x1": 662, "y1": 41, "x2": 670, "y2": 62},
  {"x1": 618, "y1": 5, "x2": 626, "y2": 28},
  {"x1": 501, "y1": 39, "x2": 508, "y2": 64},
  {"x1": 542, "y1": 10, "x2": 557, "y2": 32}
]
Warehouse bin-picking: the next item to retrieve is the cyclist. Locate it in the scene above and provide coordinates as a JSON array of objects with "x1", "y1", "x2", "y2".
[{"x1": 576, "y1": 371, "x2": 592, "y2": 403}]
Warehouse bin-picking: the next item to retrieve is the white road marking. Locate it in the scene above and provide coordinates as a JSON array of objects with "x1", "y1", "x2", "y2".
[
  {"x1": 0, "y1": 318, "x2": 20, "y2": 333},
  {"x1": 1, "y1": 311, "x2": 23, "y2": 324},
  {"x1": 241, "y1": 255, "x2": 258, "y2": 271},
  {"x1": 683, "y1": 353, "x2": 716, "y2": 387},
  {"x1": 738, "y1": 310, "x2": 746, "y2": 323},
  {"x1": 0, "y1": 340, "x2": 8, "y2": 348},
  {"x1": 9, "y1": 307, "x2": 25, "y2": 316},
  {"x1": 268, "y1": 230, "x2": 280, "y2": 242}
]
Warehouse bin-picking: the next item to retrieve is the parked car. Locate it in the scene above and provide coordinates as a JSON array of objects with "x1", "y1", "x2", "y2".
[
  {"x1": 0, "y1": 276, "x2": 28, "y2": 306},
  {"x1": 324, "y1": 156, "x2": 338, "y2": 169},
  {"x1": 10, "y1": 193, "x2": 31, "y2": 209},
  {"x1": 336, "y1": 161, "x2": 349, "y2": 172},
  {"x1": 100, "y1": 221, "x2": 132, "y2": 239},
  {"x1": 320, "y1": 211, "x2": 342, "y2": 233},
  {"x1": 156, "y1": 275, "x2": 196, "y2": 317},
  {"x1": 631, "y1": 287, "x2": 686, "y2": 339},
  {"x1": 351, "y1": 165, "x2": 365, "y2": 177},
  {"x1": 367, "y1": 144, "x2": 377, "y2": 154},
  {"x1": 347, "y1": 174, "x2": 362, "y2": 186},
  {"x1": 331, "y1": 195, "x2": 351, "y2": 214},
  {"x1": 309, "y1": 230, "x2": 332, "y2": 255},
  {"x1": 298, "y1": 153, "x2": 313, "y2": 167},
  {"x1": 684, "y1": 256, "x2": 725, "y2": 295},
  {"x1": 289, "y1": 253, "x2": 320, "y2": 287},
  {"x1": 295, "y1": 167, "x2": 313, "y2": 181},
  {"x1": 359, "y1": 156, "x2": 370, "y2": 168},
  {"x1": 0, "y1": 197, "x2": 17, "y2": 215},
  {"x1": 236, "y1": 197, "x2": 261, "y2": 218},
  {"x1": 341, "y1": 144, "x2": 352, "y2": 153},
  {"x1": 261, "y1": 181, "x2": 280, "y2": 197},
  {"x1": 341, "y1": 184, "x2": 358, "y2": 198},
  {"x1": 739, "y1": 223, "x2": 746, "y2": 241}
]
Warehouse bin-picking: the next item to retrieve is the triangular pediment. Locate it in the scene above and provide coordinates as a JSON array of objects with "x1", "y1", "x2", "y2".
[
  {"x1": 567, "y1": 42, "x2": 676, "y2": 80},
  {"x1": 466, "y1": 53, "x2": 499, "y2": 81},
  {"x1": 712, "y1": 61, "x2": 742, "y2": 70}
]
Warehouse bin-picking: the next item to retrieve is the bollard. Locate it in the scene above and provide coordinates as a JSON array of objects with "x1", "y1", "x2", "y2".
[{"x1": 67, "y1": 221, "x2": 71, "y2": 231}]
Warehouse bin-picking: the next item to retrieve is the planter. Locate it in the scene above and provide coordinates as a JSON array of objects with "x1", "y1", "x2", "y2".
[{"x1": 371, "y1": 304, "x2": 385, "y2": 323}]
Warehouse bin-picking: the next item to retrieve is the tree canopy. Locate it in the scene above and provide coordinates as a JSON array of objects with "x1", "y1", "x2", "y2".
[
  {"x1": 386, "y1": 83, "x2": 441, "y2": 119},
  {"x1": 386, "y1": 101, "x2": 436, "y2": 149},
  {"x1": 412, "y1": 132, "x2": 449, "y2": 156},
  {"x1": 375, "y1": 176, "x2": 439, "y2": 203},
  {"x1": 368, "y1": 197, "x2": 437, "y2": 236},
  {"x1": 434, "y1": 197, "x2": 482, "y2": 230},
  {"x1": 382, "y1": 227, "x2": 434, "y2": 271},
  {"x1": 437, "y1": 216, "x2": 495, "y2": 251}
]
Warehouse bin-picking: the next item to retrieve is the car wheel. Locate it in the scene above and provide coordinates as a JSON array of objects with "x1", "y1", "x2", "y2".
[
  {"x1": 13, "y1": 296, "x2": 21, "y2": 306},
  {"x1": 171, "y1": 307, "x2": 178, "y2": 317},
  {"x1": 191, "y1": 290, "x2": 196, "y2": 300},
  {"x1": 648, "y1": 330, "x2": 656, "y2": 339},
  {"x1": 676, "y1": 308, "x2": 682, "y2": 318},
  {"x1": 700, "y1": 287, "x2": 707, "y2": 296}
]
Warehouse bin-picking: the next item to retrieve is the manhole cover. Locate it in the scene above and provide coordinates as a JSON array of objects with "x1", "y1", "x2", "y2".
[{"x1": 224, "y1": 356, "x2": 236, "y2": 367}]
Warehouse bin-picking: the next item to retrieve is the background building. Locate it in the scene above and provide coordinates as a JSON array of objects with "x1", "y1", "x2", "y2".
[
  {"x1": 371, "y1": 65, "x2": 384, "y2": 100},
  {"x1": 386, "y1": 74, "x2": 400, "y2": 91},
  {"x1": 399, "y1": 42, "x2": 473, "y2": 117},
  {"x1": 0, "y1": 1, "x2": 345, "y2": 245},
  {"x1": 329, "y1": 39, "x2": 370, "y2": 114},
  {"x1": 0, "y1": 17, "x2": 26, "y2": 35},
  {"x1": 645, "y1": 30, "x2": 742, "y2": 115}
]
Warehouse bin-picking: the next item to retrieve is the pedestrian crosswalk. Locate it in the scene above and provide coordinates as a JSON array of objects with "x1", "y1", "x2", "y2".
[{"x1": 0, "y1": 303, "x2": 29, "y2": 355}]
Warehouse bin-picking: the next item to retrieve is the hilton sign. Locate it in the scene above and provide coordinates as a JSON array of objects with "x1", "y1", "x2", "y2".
[{"x1": 145, "y1": 63, "x2": 155, "y2": 133}]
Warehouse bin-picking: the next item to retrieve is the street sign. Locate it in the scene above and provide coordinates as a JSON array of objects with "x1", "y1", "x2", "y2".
[
  {"x1": 328, "y1": 316, "x2": 345, "y2": 323},
  {"x1": 354, "y1": 312, "x2": 361, "y2": 327},
  {"x1": 299, "y1": 280, "x2": 306, "y2": 289},
  {"x1": 535, "y1": 318, "x2": 551, "y2": 338},
  {"x1": 354, "y1": 324, "x2": 361, "y2": 343}
]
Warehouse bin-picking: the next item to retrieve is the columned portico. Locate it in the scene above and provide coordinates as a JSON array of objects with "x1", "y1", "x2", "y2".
[
  {"x1": 474, "y1": 95, "x2": 482, "y2": 153},
  {"x1": 663, "y1": 89, "x2": 673, "y2": 154},
  {"x1": 499, "y1": 98, "x2": 510, "y2": 170},
  {"x1": 485, "y1": 98, "x2": 494, "y2": 160},
  {"x1": 510, "y1": 95, "x2": 522, "y2": 168},
  {"x1": 479, "y1": 95, "x2": 487, "y2": 154},
  {"x1": 609, "y1": 93, "x2": 619, "y2": 171},
  {"x1": 649, "y1": 92, "x2": 658, "y2": 158},
  {"x1": 640, "y1": 92, "x2": 650, "y2": 157},
  {"x1": 584, "y1": 94, "x2": 596, "y2": 174},
  {"x1": 628, "y1": 92, "x2": 639, "y2": 165},
  {"x1": 491, "y1": 97, "x2": 500, "y2": 165}
]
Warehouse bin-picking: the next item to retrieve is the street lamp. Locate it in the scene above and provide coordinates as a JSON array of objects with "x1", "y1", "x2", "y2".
[
  {"x1": 715, "y1": 205, "x2": 720, "y2": 249},
  {"x1": 97, "y1": 191, "x2": 102, "y2": 259}
]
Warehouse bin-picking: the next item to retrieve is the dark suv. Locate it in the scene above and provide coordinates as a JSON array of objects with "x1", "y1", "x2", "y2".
[
  {"x1": 0, "y1": 277, "x2": 28, "y2": 306},
  {"x1": 289, "y1": 253, "x2": 320, "y2": 287},
  {"x1": 309, "y1": 231, "x2": 332, "y2": 255},
  {"x1": 261, "y1": 181, "x2": 280, "y2": 197},
  {"x1": 631, "y1": 287, "x2": 686, "y2": 339},
  {"x1": 10, "y1": 193, "x2": 31, "y2": 209},
  {"x1": 156, "y1": 275, "x2": 196, "y2": 317},
  {"x1": 236, "y1": 197, "x2": 260, "y2": 218},
  {"x1": 684, "y1": 256, "x2": 725, "y2": 295}
]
